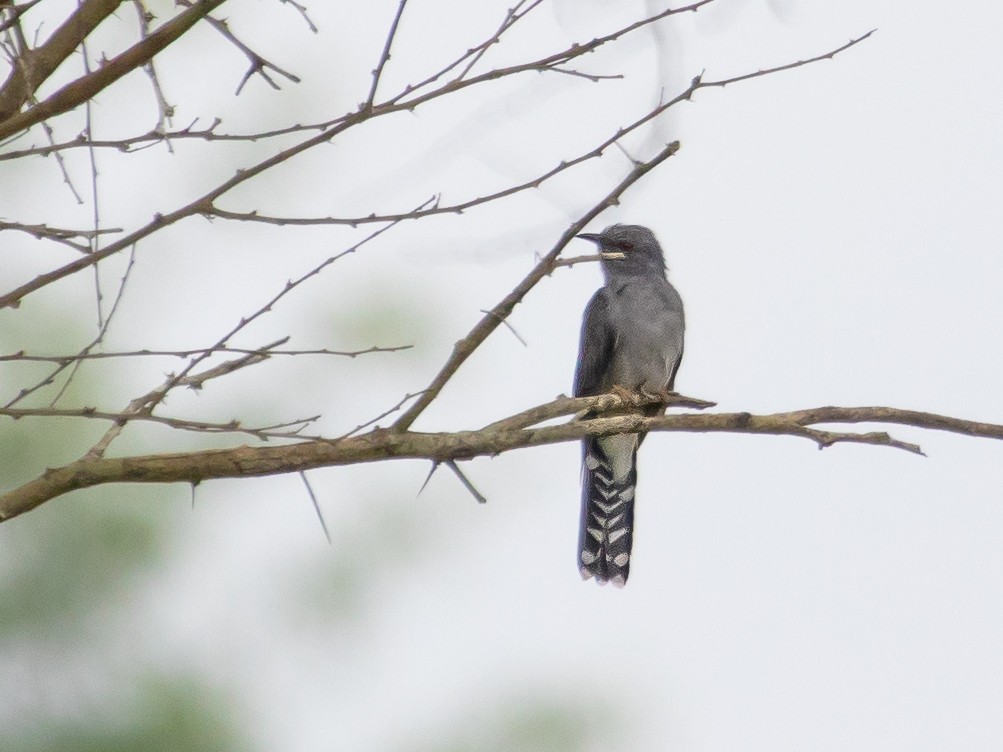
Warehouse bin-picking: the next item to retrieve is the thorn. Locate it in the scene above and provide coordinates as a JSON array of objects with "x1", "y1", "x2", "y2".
[
  {"x1": 445, "y1": 460, "x2": 487, "y2": 504},
  {"x1": 479, "y1": 309, "x2": 527, "y2": 347},
  {"x1": 299, "y1": 471, "x2": 331, "y2": 544},
  {"x1": 417, "y1": 461, "x2": 440, "y2": 497}
]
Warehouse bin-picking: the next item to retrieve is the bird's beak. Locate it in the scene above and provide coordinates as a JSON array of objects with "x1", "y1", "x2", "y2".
[{"x1": 576, "y1": 233, "x2": 602, "y2": 243}]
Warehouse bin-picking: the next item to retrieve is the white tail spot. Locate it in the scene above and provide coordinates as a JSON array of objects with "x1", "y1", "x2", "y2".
[
  {"x1": 608, "y1": 528, "x2": 628, "y2": 544},
  {"x1": 594, "y1": 499, "x2": 623, "y2": 514}
]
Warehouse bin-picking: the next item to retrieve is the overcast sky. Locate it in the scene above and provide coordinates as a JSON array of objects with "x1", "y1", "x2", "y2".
[{"x1": 4, "y1": 1, "x2": 1003, "y2": 750}]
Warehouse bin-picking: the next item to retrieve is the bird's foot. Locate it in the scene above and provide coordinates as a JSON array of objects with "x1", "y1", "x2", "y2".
[{"x1": 610, "y1": 384, "x2": 645, "y2": 406}]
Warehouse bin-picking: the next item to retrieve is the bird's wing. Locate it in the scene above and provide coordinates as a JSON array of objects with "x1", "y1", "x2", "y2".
[
  {"x1": 573, "y1": 289, "x2": 615, "y2": 398},
  {"x1": 652, "y1": 279, "x2": 685, "y2": 392}
]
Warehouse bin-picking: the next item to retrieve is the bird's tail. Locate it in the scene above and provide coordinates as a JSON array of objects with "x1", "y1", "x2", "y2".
[{"x1": 578, "y1": 433, "x2": 638, "y2": 587}]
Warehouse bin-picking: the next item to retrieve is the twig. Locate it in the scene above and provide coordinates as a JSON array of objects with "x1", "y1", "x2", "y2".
[
  {"x1": 174, "y1": 0, "x2": 300, "y2": 94},
  {"x1": 0, "y1": 343, "x2": 411, "y2": 363},
  {"x1": 0, "y1": 221, "x2": 121, "y2": 252},
  {"x1": 48, "y1": 244, "x2": 139, "y2": 407},
  {"x1": 276, "y1": 0, "x2": 316, "y2": 33},
  {"x1": 0, "y1": 403, "x2": 317, "y2": 439},
  {"x1": 336, "y1": 390, "x2": 428, "y2": 439},
  {"x1": 133, "y1": 0, "x2": 176, "y2": 138},
  {"x1": 456, "y1": 0, "x2": 544, "y2": 81},
  {"x1": 366, "y1": 0, "x2": 408, "y2": 106},
  {"x1": 546, "y1": 66, "x2": 624, "y2": 82},
  {"x1": 4, "y1": 245, "x2": 138, "y2": 409}
]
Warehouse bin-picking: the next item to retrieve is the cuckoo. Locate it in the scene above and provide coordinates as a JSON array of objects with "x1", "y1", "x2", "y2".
[{"x1": 573, "y1": 224, "x2": 685, "y2": 586}]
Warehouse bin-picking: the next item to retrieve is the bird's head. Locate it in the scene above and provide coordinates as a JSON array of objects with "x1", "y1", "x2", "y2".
[{"x1": 576, "y1": 224, "x2": 666, "y2": 278}]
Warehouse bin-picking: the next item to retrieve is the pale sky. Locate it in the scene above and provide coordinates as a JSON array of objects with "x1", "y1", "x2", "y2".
[{"x1": 4, "y1": 1, "x2": 1003, "y2": 750}]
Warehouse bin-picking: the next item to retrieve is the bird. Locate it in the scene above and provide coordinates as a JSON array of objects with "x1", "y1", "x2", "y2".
[{"x1": 573, "y1": 224, "x2": 685, "y2": 586}]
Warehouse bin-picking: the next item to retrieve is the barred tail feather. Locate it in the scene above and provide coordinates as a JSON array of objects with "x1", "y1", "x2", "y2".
[{"x1": 578, "y1": 434, "x2": 638, "y2": 587}]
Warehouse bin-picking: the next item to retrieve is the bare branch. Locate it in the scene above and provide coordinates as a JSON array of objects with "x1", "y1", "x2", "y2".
[
  {"x1": 4, "y1": 400, "x2": 1003, "y2": 523},
  {"x1": 407, "y1": 0, "x2": 544, "y2": 96},
  {"x1": 0, "y1": 0, "x2": 43, "y2": 36},
  {"x1": 366, "y1": 0, "x2": 408, "y2": 106},
  {"x1": 0, "y1": 220, "x2": 121, "y2": 252},
  {"x1": 0, "y1": 21, "x2": 871, "y2": 309},
  {"x1": 175, "y1": 1, "x2": 301, "y2": 94},
  {"x1": 48, "y1": 244, "x2": 138, "y2": 406},
  {"x1": 457, "y1": 0, "x2": 544, "y2": 80},
  {"x1": 545, "y1": 66, "x2": 624, "y2": 83},
  {"x1": 0, "y1": 403, "x2": 318, "y2": 440},
  {"x1": 337, "y1": 391, "x2": 428, "y2": 439},
  {"x1": 0, "y1": 0, "x2": 229, "y2": 141},
  {"x1": 133, "y1": 0, "x2": 176, "y2": 135},
  {"x1": 82, "y1": 340, "x2": 280, "y2": 459},
  {"x1": 0, "y1": 344, "x2": 412, "y2": 363},
  {"x1": 276, "y1": 0, "x2": 317, "y2": 33},
  {"x1": 0, "y1": 0, "x2": 124, "y2": 120}
]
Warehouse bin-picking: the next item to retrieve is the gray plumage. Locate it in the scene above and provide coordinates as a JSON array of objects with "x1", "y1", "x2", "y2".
[{"x1": 573, "y1": 224, "x2": 685, "y2": 586}]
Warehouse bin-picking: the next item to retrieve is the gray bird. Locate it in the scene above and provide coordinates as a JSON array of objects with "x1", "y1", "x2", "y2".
[{"x1": 573, "y1": 224, "x2": 685, "y2": 586}]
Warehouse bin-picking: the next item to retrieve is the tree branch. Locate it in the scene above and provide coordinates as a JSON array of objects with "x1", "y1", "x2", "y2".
[
  {"x1": 0, "y1": 21, "x2": 870, "y2": 310},
  {"x1": 0, "y1": 0, "x2": 124, "y2": 120},
  {"x1": 0, "y1": 0, "x2": 229, "y2": 141},
  {"x1": 3, "y1": 399, "x2": 1001, "y2": 523}
]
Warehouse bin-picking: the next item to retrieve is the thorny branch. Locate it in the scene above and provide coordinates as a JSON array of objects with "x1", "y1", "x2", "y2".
[
  {"x1": 4, "y1": 397, "x2": 1003, "y2": 522},
  {"x1": 0, "y1": 344, "x2": 412, "y2": 364},
  {"x1": 75, "y1": 210, "x2": 424, "y2": 459},
  {"x1": 0, "y1": 1, "x2": 871, "y2": 310},
  {"x1": 0, "y1": 2, "x2": 912, "y2": 528},
  {"x1": 175, "y1": 0, "x2": 302, "y2": 94},
  {"x1": 0, "y1": 0, "x2": 228, "y2": 141}
]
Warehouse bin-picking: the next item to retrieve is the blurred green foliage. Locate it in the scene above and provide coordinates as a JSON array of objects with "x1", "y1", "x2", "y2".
[
  {"x1": 404, "y1": 695, "x2": 615, "y2": 752},
  {"x1": 0, "y1": 316, "x2": 255, "y2": 751}
]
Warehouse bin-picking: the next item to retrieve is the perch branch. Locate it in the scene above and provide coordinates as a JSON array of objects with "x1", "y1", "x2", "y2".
[{"x1": 3, "y1": 400, "x2": 1003, "y2": 523}]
